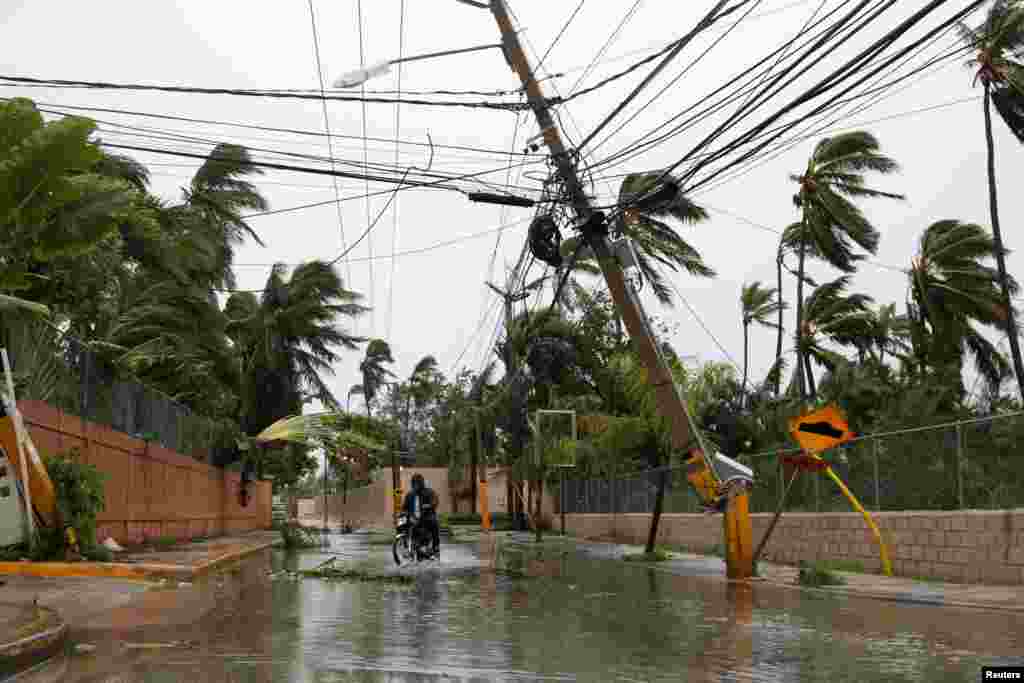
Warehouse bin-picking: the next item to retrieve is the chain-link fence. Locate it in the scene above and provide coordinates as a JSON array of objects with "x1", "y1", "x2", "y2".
[
  {"x1": 562, "y1": 412, "x2": 1024, "y2": 514},
  {"x1": 2, "y1": 317, "x2": 236, "y2": 462}
]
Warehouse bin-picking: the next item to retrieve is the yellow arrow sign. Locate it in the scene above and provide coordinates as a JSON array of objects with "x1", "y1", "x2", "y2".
[{"x1": 788, "y1": 404, "x2": 854, "y2": 454}]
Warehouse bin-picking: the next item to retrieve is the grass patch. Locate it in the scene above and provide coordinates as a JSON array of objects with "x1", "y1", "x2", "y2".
[
  {"x1": 298, "y1": 567, "x2": 414, "y2": 585},
  {"x1": 623, "y1": 547, "x2": 672, "y2": 562},
  {"x1": 798, "y1": 561, "x2": 846, "y2": 587},
  {"x1": 150, "y1": 536, "x2": 178, "y2": 551},
  {"x1": 279, "y1": 523, "x2": 324, "y2": 549},
  {"x1": 816, "y1": 559, "x2": 866, "y2": 574},
  {"x1": 910, "y1": 574, "x2": 944, "y2": 584}
]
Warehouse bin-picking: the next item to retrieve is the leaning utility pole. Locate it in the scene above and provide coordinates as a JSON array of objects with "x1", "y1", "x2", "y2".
[{"x1": 485, "y1": 0, "x2": 753, "y2": 578}]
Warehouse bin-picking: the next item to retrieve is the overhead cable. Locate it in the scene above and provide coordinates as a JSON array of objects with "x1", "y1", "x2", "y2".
[
  {"x1": 0, "y1": 74, "x2": 525, "y2": 110},
  {"x1": 308, "y1": 0, "x2": 353, "y2": 287}
]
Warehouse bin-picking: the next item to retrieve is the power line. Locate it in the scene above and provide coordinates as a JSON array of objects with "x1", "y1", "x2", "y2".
[
  {"x1": 662, "y1": 271, "x2": 742, "y2": 373},
  {"x1": 586, "y1": 0, "x2": 838, "y2": 171},
  {"x1": 94, "y1": 142, "x2": 544, "y2": 212},
  {"x1": 536, "y1": 0, "x2": 586, "y2": 74},
  {"x1": 678, "y1": 2, "x2": 982, "y2": 192},
  {"x1": 356, "y1": 0, "x2": 373, "y2": 342},
  {"x1": 308, "y1": 0, "x2": 353, "y2": 290},
  {"x1": 576, "y1": 0, "x2": 754, "y2": 152},
  {"x1": 387, "y1": 0, "x2": 408, "y2": 342},
  {"x1": 19, "y1": 100, "x2": 541, "y2": 157},
  {"x1": 566, "y1": 0, "x2": 644, "y2": 97},
  {"x1": 232, "y1": 217, "x2": 531, "y2": 268},
  {"x1": 584, "y1": 0, "x2": 767, "y2": 157},
  {"x1": 0, "y1": 74, "x2": 525, "y2": 110}
]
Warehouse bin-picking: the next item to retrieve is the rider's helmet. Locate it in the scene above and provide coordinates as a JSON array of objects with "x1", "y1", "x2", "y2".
[{"x1": 411, "y1": 473, "x2": 425, "y2": 492}]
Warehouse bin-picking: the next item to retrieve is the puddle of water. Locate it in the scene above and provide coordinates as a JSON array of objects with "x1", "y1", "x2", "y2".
[{"x1": 24, "y1": 532, "x2": 1024, "y2": 682}]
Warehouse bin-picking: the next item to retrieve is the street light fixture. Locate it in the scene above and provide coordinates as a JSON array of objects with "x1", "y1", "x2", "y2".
[{"x1": 332, "y1": 43, "x2": 503, "y2": 88}]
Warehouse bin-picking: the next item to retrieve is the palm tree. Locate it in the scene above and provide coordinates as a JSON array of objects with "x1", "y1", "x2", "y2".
[
  {"x1": 960, "y1": 1, "x2": 1024, "y2": 398},
  {"x1": 740, "y1": 281, "x2": 783, "y2": 400},
  {"x1": 795, "y1": 277, "x2": 874, "y2": 397},
  {"x1": 359, "y1": 339, "x2": 395, "y2": 417},
  {"x1": 227, "y1": 261, "x2": 367, "y2": 435},
  {"x1": 908, "y1": 219, "x2": 1017, "y2": 394},
  {"x1": 790, "y1": 131, "x2": 903, "y2": 399},
  {"x1": 178, "y1": 143, "x2": 269, "y2": 290},
  {"x1": 560, "y1": 172, "x2": 715, "y2": 306},
  {"x1": 864, "y1": 303, "x2": 912, "y2": 366}
]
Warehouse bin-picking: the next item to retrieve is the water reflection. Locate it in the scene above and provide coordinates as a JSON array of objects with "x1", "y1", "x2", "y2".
[{"x1": 26, "y1": 532, "x2": 1024, "y2": 682}]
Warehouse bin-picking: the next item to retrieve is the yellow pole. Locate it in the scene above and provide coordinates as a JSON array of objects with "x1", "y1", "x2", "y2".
[
  {"x1": 723, "y1": 491, "x2": 754, "y2": 579},
  {"x1": 480, "y1": 478, "x2": 491, "y2": 531},
  {"x1": 816, "y1": 457, "x2": 892, "y2": 576}
]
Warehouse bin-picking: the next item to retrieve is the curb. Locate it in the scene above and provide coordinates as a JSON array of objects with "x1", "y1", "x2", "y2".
[
  {"x1": 789, "y1": 582, "x2": 1024, "y2": 614},
  {"x1": 0, "y1": 605, "x2": 68, "y2": 680},
  {"x1": 0, "y1": 540, "x2": 280, "y2": 582}
]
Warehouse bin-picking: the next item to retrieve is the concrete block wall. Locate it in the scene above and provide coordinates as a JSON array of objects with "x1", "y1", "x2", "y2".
[
  {"x1": 563, "y1": 509, "x2": 1024, "y2": 586},
  {"x1": 19, "y1": 400, "x2": 272, "y2": 544}
]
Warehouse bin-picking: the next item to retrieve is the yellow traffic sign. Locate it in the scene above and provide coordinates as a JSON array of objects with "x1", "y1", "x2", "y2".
[{"x1": 788, "y1": 404, "x2": 854, "y2": 453}]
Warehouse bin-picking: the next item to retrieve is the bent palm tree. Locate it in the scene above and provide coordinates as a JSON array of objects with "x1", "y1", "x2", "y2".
[
  {"x1": 602, "y1": 172, "x2": 716, "y2": 305},
  {"x1": 865, "y1": 303, "x2": 912, "y2": 365},
  {"x1": 790, "y1": 131, "x2": 903, "y2": 399},
  {"x1": 227, "y1": 260, "x2": 367, "y2": 435},
  {"x1": 908, "y1": 219, "x2": 1016, "y2": 394},
  {"x1": 960, "y1": 0, "x2": 1024, "y2": 398},
  {"x1": 740, "y1": 281, "x2": 783, "y2": 400},
  {"x1": 180, "y1": 143, "x2": 269, "y2": 290},
  {"x1": 360, "y1": 339, "x2": 395, "y2": 417},
  {"x1": 796, "y1": 277, "x2": 874, "y2": 397}
]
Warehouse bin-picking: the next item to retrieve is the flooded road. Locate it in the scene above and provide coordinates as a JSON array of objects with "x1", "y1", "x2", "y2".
[{"x1": 22, "y1": 530, "x2": 1024, "y2": 682}]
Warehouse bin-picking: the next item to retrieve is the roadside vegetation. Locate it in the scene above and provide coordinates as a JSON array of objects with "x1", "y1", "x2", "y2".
[{"x1": 5, "y1": 1, "x2": 1024, "y2": 563}]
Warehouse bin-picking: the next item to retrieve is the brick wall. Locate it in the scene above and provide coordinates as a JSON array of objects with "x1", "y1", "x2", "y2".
[
  {"x1": 19, "y1": 400, "x2": 272, "y2": 543},
  {"x1": 563, "y1": 509, "x2": 1024, "y2": 586}
]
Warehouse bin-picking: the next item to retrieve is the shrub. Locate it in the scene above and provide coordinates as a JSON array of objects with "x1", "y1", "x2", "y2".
[
  {"x1": 798, "y1": 561, "x2": 846, "y2": 587},
  {"x1": 38, "y1": 450, "x2": 108, "y2": 560},
  {"x1": 623, "y1": 547, "x2": 672, "y2": 562}
]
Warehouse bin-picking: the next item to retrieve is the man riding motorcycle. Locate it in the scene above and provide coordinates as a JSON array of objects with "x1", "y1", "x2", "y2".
[{"x1": 402, "y1": 473, "x2": 440, "y2": 559}]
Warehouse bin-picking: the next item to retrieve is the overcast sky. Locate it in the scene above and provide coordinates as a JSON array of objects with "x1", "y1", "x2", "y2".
[{"x1": 2, "y1": 0, "x2": 1020, "y2": 413}]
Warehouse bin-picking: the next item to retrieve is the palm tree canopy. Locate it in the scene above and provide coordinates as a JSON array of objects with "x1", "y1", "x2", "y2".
[
  {"x1": 909, "y1": 219, "x2": 1017, "y2": 390},
  {"x1": 612, "y1": 172, "x2": 715, "y2": 305},
  {"x1": 791, "y1": 131, "x2": 904, "y2": 272},
  {"x1": 360, "y1": 339, "x2": 396, "y2": 406},
  {"x1": 741, "y1": 281, "x2": 784, "y2": 328},
  {"x1": 961, "y1": 0, "x2": 1024, "y2": 141},
  {"x1": 912, "y1": 219, "x2": 1019, "y2": 330},
  {"x1": 798, "y1": 276, "x2": 875, "y2": 373}
]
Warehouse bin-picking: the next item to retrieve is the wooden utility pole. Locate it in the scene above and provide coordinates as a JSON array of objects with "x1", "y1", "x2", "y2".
[{"x1": 485, "y1": 0, "x2": 753, "y2": 578}]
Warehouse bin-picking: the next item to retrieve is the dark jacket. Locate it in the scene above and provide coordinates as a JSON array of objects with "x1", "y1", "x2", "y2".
[{"x1": 402, "y1": 486, "x2": 438, "y2": 520}]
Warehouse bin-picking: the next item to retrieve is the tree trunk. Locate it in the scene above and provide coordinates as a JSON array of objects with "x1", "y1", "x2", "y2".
[
  {"x1": 794, "y1": 224, "x2": 808, "y2": 401},
  {"x1": 645, "y1": 467, "x2": 668, "y2": 554},
  {"x1": 984, "y1": 84, "x2": 1024, "y2": 399},
  {"x1": 804, "y1": 352, "x2": 817, "y2": 398},
  {"x1": 775, "y1": 244, "x2": 785, "y2": 396},
  {"x1": 742, "y1": 321, "x2": 750, "y2": 405},
  {"x1": 471, "y1": 453, "x2": 478, "y2": 518},
  {"x1": 534, "y1": 478, "x2": 544, "y2": 543}
]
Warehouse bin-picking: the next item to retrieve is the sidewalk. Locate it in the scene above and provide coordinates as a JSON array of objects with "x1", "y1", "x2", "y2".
[
  {"x1": 0, "y1": 530, "x2": 279, "y2": 676},
  {"x1": 0, "y1": 530, "x2": 279, "y2": 581},
  {"x1": 547, "y1": 532, "x2": 1024, "y2": 613},
  {"x1": 0, "y1": 603, "x2": 66, "y2": 679}
]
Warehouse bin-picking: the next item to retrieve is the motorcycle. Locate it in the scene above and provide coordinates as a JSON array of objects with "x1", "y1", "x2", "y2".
[{"x1": 393, "y1": 512, "x2": 438, "y2": 565}]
